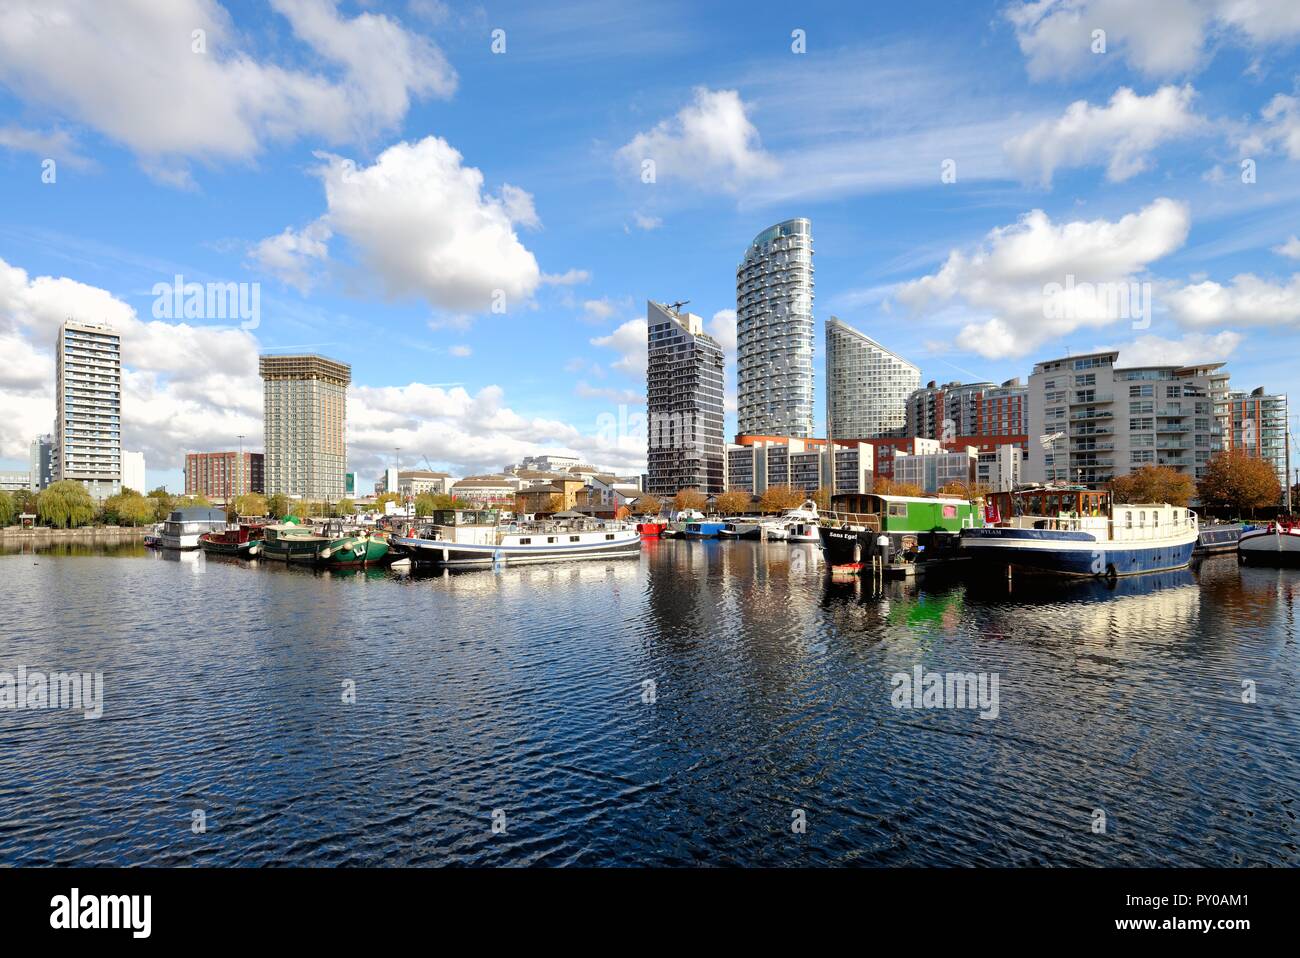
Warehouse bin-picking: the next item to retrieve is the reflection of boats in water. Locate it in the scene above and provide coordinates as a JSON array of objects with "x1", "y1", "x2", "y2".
[
  {"x1": 1238, "y1": 522, "x2": 1300, "y2": 567},
  {"x1": 960, "y1": 488, "x2": 1197, "y2": 578}
]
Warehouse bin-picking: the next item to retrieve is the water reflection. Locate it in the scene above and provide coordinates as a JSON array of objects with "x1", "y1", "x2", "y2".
[{"x1": 0, "y1": 540, "x2": 1295, "y2": 866}]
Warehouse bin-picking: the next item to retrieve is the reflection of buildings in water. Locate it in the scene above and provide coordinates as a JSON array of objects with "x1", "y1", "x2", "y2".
[{"x1": 1196, "y1": 555, "x2": 1298, "y2": 631}]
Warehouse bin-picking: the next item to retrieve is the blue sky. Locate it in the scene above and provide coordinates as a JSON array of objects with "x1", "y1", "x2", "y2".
[{"x1": 1, "y1": 0, "x2": 1299, "y2": 492}]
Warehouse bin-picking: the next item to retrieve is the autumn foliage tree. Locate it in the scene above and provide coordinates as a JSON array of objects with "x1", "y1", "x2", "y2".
[
  {"x1": 872, "y1": 477, "x2": 923, "y2": 498},
  {"x1": 759, "y1": 484, "x2": 804, "y2": 513},
  {"x1": 1197, "y1": 449, "x2": 1281, "y2": 516},
  {"x1": 673, "y1": 489, "x2": 708, "y2": 513},
  {"x1": 1109, "y1": 465, "x2": 1195, "y2": 507},
  {"x1": 714, "y1": 490, "x2": 753, "y2": 515},
  {"x1": 938, "y1": 480, "x2": 991, "y2": 500},
  {"x1": 634, "y1": 493, "x2": 663, "y2": 516}
]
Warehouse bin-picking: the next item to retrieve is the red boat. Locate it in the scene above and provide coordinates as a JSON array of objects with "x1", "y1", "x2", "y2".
[
  {"x1": 198, "y1": 523, "x2": 266, "y2": 558},
  {"x1": 637, "y1": 521, "x2": 667, "y2": 538}
]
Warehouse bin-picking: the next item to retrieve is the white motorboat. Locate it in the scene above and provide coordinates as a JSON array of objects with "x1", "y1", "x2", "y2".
[
  {"x1": 156, "y1": 507, "x2": 228, "y2": 550},
  {"x1": 781, "y1": 499, "x2": 822, "y2": 543}
]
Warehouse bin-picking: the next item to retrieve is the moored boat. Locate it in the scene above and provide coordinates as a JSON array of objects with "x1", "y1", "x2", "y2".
[
  {"x1": 260, "y1": 521, "x2": 332, "y2": 562},
  {"x1": 157, "y1": 508, "x2": 228, "y2": 550},
  {"x1": 1238, "y1": 521, "x2": 1300, "y2": 566},
  {"x1": 636, "y1": 519, "x2": 668, "y2": 538},
  {"x1": 318, "y1": 531, "x2": 390, "y2": 568},
  {"x1": 781, "y1": 500, "x2": 823, "y2": 543},
  {"x1": 198, "y1": 523, "x2": 265, "y2": 558},
  {"x1": 682, "y1": 519, "x2": 727, "y2": 539},
  {"x1": 819, "y1": 493, "x2": 980, "y2": 573},
  {"x1": 1195, "y1": 522, "x2": 1245, "y2": 555},
  {"x1": 719, "y1": 518, "x2": 762, "y2": 540},
  {"x1": 391, "y1": 508, "x2": 640, "y2": 568},
  {"x1": 959, "y1": 487, "x2": 1197, "y2": 578}
]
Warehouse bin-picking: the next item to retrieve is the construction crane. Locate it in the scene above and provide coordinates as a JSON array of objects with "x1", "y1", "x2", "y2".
[{"x1": 666, "y1": 300, "x2": 691, "y2": 312}]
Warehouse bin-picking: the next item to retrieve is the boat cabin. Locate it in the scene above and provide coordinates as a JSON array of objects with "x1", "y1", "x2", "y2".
[
  {"x1": 986, "y1": 487, "x2": 1109, "y2": 523},
  {"x1": 824, "y1": 494, "x2": 980, "y2": 533}
]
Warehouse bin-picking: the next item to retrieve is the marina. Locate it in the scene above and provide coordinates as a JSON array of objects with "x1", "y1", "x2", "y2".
[{"x1": 1, "y1": 537, "x2": 1295, "y2": 867}]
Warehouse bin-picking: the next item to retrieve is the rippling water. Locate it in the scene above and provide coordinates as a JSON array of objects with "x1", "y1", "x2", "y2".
[{"x1": 0, "y1": 539, "x2": 1296, "y2": 866}]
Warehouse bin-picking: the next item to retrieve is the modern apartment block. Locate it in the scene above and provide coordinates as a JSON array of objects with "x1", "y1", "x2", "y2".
[
  {"x1": 725, "y1": 437, "x2": 873, "y2": 496},
  {"x1": 184, "y1": 451, "x2": 265, "y2": 501},
  {"x1": 894, "y1": 446, "x2": 978, "y2": 494},
  {"x1": 1227, "y1": 388, "x2": 1289, "y2": 496},
  {"x1": 645, "y1": 301, "x2": 725, "y2": 496},
  {"x1": 0, "y1": 470, "x2": 31, "y2": 492},
  {"x1": 121, "y1": 450, "x2": 146, "y2": 494},
  {"x1": 826, "y1": 317, "x2": 919, "y2": 439},
  {"x1": 28, "y1": 434, "x2": 55, "y2": 491},
  {"x1": 736, "y1": 218, "x2": 815, "y2": 438},
  {"x1": 54, "y1": 321, "x2": 122, "y2": 499},
  {"x1": 259, "y1": 354, "x2": 351, "y2": 501},
  {"x1": 906, "y1": 379, "x2": 1028, "y2": 442},
  {"x1": 1025, "y1": 351, "x2": 1229, "y2": 488}
]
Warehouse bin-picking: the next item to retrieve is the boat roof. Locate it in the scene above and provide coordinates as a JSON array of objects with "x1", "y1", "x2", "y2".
[{"x1": 838, "y1": 493, "x2": 970, "y2": 506}]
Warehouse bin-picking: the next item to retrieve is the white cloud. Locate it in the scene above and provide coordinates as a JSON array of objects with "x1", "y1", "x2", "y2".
[
  {"x1": 541, "y1": 269, "x2": 590, "y2": 286},
  {"x1": 631, "y1": 211, "x2": 663, "y2": 230},
  {"x1": 0, "y1": 125, "x2": 91, "y2": 168},
  {"x1": 0, "y1": 254, "x2": 648, "y2": 479},
  {"x1": 591, "y1": 318, "x2": 648, "y2": 375},
  {"x1": 893, "y1": 198, "x2": 1191, "y2": 358},
  {"x1": 0, "y1": 0, "x2": 455, "y2": 181},
  {"x1": 246, "y1": 220, "x2": 332, "y2": 293},
  {"x1": 1100, "y1": 330, "x2": 1243, "y2": 367},
  {"x1": 1168, "y1": 272, "x2": 1300, "y2": 326},
  {"x1": 1243, "y1": 92, "x2": 1300, "y2": 160},
  {"x1": 448, "y1": 344, "x2": 472, "y2": 357},
  {"x1": 1005, "y1": 0, "x2": 1300, "y2": 80},
  {"x1": 1274, "y1": 236, "x2": 1300, "y2": 259},
  {"x1": 707, "y1": 309, "x2": 737, "y2": 357},
  {"x1": 617, "y1": 87, "x2": 779, "y2": 191},
  {"x1": 256, "y1": 136, "x2": 544, "y2": 313},
  {"x1": 1005, "y1": 85, "x2": 1204, "y2": 185}
]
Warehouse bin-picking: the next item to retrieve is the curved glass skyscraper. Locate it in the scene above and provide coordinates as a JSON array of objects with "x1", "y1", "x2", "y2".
[{"x1": 736, "y1": 218, "x2": 814, "y2": 438}]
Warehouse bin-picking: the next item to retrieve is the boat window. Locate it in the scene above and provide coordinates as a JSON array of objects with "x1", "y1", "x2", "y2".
[
  {"x1": 1125, "y1": 511, "x2": 1132, "y2": 529},
  {"x1": 1139, "y1": 511, "x2": 1145, "y2": 526},
  {"x1": 605, "y1": 534, "x2": 615, "y2": 540},
  {"x1": 1153, "y1": 513, "x2": 1159, "y2": 527},
  {"x1": 942, "y1": 505, "x2": 957, "y2": 519},
  {"x1": 547, "y1": 536, "x2": 556, "y2": 544},
  {"x1": 519, "y1": 537, "x2": 531, "y2": 545},
  {"x1": 569, "y1": 536, "x2": 580, "y2": 542},
  {"x1": 887, "y1": 503, "x2": 907, "y2": 517}
]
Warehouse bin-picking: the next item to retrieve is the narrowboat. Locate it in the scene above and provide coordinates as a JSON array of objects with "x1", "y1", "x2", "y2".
[
  {"x1": 1194, "y1": 522, "x2": 1245, "y2": 555},
  {"x1": 390, "y1": 509, "x2": 641, "y2": 568},
  {"x1": 819, "y1": 493, "x2": 980, "y2": 572},
  {"x1": 682, "y1": 519, "x2": 727, "y2": 539},
  {"x1": 1238, "y1": 521, "x2": 1300, "y2": 566},
  {"x1": 318, "y1": 531, "x2": 390, "y2": 568},
  {"x1": 198, "y1": 523, "x2": 265, "y2": 558},
  {"x1": 156, "y1": 507, "x2": 228, "y2": 550},
  {"x1": 958, "y1": 487, "x2": 1198, "y2": 578},
  {"x1": 719, "y1": 518, "x2": 762, "y2": 540},
  {"x1": 260, "y1": 522, "x2": 332, "y2": 562}
]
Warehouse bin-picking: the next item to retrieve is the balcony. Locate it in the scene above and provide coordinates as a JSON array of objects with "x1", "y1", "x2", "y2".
[
  {"x1": 1070, "y1": 410, "x2": 1114, "y2": 421},
  {"x1": 1070, "y1": 393, "x2": 1114, "y2": 404}
]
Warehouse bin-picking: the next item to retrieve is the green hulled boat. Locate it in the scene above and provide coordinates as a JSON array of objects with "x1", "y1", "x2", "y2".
[
  {"x1": 260, "y1": 522, "x2": 332, "y2": 562},
  {"x1": 318, "y1": 532, "x2": 390, "y2": 569}
]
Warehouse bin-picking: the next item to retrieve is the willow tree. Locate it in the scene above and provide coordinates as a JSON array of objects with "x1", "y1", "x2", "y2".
[
  {"x1": 37, "y1": 481, "x2": 96, "y2": 528},
  {"x1": 0, "y1": 491, "x2": 14, "y2": 527}
]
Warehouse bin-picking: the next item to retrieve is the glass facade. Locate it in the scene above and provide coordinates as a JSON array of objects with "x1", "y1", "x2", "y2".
[
  {"x1": 736, "y1": 218, "x2": 815, "y2": 437},
  {"x1": 825, "y1": 317, "x2": 919, "y2": 439},
  {"x1": 645, "y1": 302, "x2": 725, "y2": 496}
]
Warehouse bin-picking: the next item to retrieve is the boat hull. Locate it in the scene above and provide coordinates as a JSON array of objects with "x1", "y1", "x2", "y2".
[
  {"x1": 682, "y1": 522, "x2": 726, "y2": 539},
  {"x1": 391, "y1": 531, "x2": 641, "y2": 568},
  {"x1": 959, "y1": 527, "x2": 1198, "y2": 577},
  {"x1": 261, "y1": 538, "x2": 330, "y2": 562},
  {"x1": 1238, "y1": 527, "x2": 1300, "y2": 566},
  {"x1": 636, "y1": 522, "x2": 666, "y2": 538},
  {"x1": 719, "y1": 523, "x2": 761, "y2": 540},
  {"x1": 198, "y1": 535, "x2": 261, "y2": 558},
  {"x1": 1195, "y1": 524, "x2": 1244, "y2": 554},
  {"x1": 319, "y1": 536, "x2": 390, "y2": 568}
]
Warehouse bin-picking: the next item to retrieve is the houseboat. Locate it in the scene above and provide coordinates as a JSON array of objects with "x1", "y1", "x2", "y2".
[
  {"x1": 259, "y1": 521, "x2": 332, "y2": 562},
  {"x1": 719, "y1": 518, "x2": 762, "y2": 540},
  {"x1": 1238, "y1": 521, "x2": 1300, "y2": 566},
  {"x1": 682, "y1": 519, "x2": 727, "y2": 539},
  {"x1": 818, "y1": 494, "x2": 980, "y2": 572},
  {"x1": 198, "y1": 523, "x2": 265, "y2": 558},
  {"x1": 958, "y1": 487, "x2": 1198, "y2": 577},
  {"x1": 390, "y1": 509, "x2": 641, "y2": 568},
  {"x1": 156, "y1": 507, "x2": 228, "y2": 550}
]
